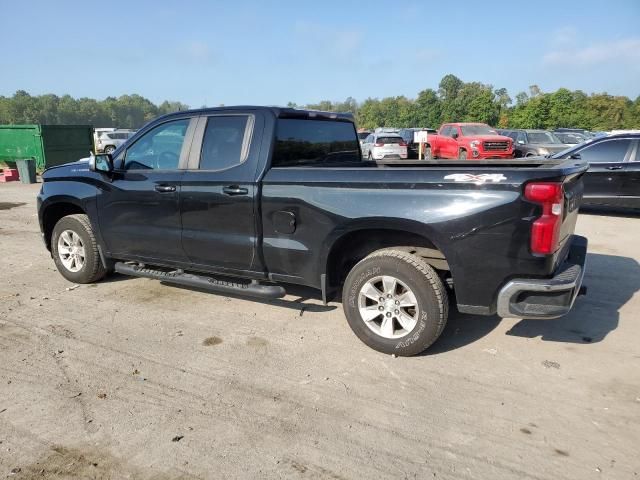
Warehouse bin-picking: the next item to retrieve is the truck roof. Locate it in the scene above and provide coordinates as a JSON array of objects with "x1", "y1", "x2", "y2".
[{"x1": 158, "y1": 106, "x2": 355, "y2": 122}]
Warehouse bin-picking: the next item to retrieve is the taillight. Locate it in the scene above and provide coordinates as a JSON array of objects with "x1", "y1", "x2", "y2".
[
  {"x1": 374, "y1": 142, "x2": 384, "y2": 147},
  {"x1": 399, "y1": 142, "x2": 407, "y2": 147},
  {"x1": 524, "y1": 182, "x2": 564, "y2": 255}
]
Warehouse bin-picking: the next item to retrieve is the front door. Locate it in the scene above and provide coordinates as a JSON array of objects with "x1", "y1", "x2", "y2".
[
  {"x1": 97, "y1": 117, "x2": 195, "y2": 263},
  {"x1": 180, "y1": 113, "x2": 263, "y2": 275},
  {"x1": 578, "y1": 138, "x2": 633, "y2": 206},
  {"x1": 442, "y1": 126, "x2": 460, "y2": 158}
]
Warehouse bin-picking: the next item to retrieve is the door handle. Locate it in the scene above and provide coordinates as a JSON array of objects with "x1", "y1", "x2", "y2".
[
  {"x1": 223, "y1": 185, "x2": 248, "y2": 195},
  {"x1": 155, "y1": 184, "x2": 176, "y2": 193},
  {"x1": 605, "y1": 166, "x2": 623, "y2": 170}
]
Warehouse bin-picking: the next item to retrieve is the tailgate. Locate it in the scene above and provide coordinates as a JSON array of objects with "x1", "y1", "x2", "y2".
[{"x1": 554, "y1": 169, "x2": 585, "y2": 266}]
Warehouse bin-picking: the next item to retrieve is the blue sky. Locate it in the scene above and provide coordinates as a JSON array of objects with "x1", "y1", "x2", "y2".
[{"x1": 3, "y1": 0, "x2": 639, "y2": 107}]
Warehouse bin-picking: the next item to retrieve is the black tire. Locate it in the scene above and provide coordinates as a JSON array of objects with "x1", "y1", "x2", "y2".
[
  {"x1": 458, "y1": 149, "x2": 467, "y2": 160},
  {"x1": 104, "y1": 145, "x2": 116, "y2": 154},
  {"x1": 342, "y1": 249, "x2": 449, "y2": 356},
  {"x1": 51, "y1": 214, "x2": 107, "y2": 284}
]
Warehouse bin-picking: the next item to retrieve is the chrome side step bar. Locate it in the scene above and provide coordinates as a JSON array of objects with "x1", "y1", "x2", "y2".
[{"x1": 114, "y1": 262, "x2": 286, "y2": 300}]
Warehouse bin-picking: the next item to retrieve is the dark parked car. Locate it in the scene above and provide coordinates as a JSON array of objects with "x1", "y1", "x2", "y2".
[
  {"x1": 38, "y1": 106, "x2": 588, "y2": 356},
  {"x1": 357, "y1": 130, "x2": 371, "y2": 148},
  {"x1": 555, "y1": 128, "x2": 595, "y2": 138},
  {"x1": 398, "y1": 128, "x2": 437, "y2": 159},
  {"x1": 554, "y1": 131, "x2": 588, "y2": 145},
  {"x1": 499, "y1": 129, "x2": 569, "y2": 157},
  {"x1": 550, "y1": 133, "x2": 639, "y2": 209}
]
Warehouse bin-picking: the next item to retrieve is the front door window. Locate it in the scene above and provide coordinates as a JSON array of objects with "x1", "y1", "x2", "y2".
[{"x1": 124, "y1": 119, "x2": 190, "y2": 170}]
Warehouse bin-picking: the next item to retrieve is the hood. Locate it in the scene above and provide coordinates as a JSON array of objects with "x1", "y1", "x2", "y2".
[
  {"x1": 531, "y1": 143, "x2": 569, "y2": 152},
  {"x1": 42, "y1": 157, "x2": 91, "y2": 179}
]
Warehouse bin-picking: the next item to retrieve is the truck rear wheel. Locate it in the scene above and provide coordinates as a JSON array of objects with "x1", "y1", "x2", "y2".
[
  {"x1": 51, "y1": 214, "x2": 107, "y2": 284},
  {"x1": 342, "y1": 249, "x2": 448, "y2": 356}
]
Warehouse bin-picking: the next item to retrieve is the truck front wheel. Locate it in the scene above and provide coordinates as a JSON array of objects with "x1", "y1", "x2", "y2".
[
  {"x1": 51, "y1": 214, "x2": 107, "y2": 284},
  {"x1": 342, "y1": 249, "x2": 449, "y2": 356}
]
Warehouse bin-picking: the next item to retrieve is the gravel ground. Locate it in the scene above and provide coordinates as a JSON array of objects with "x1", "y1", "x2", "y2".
[{"x1": 0, "y1": 181, "x2": 638, "y2": 479}]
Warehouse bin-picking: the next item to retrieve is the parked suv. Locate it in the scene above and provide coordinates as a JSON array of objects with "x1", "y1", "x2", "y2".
[
  {"x1": 499, "y1": 129, "x2": 569, "y2": 157},
  {"x1": 96, "y1": 130, "x2": 136, "y2": 154},
  {"x1": 361, "y1": 132, "x2": 408, "y2": 160}
]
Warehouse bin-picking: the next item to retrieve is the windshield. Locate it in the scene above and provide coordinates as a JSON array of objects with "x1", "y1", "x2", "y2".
[
  {"x1": 527, "y1": 132, "x2": 562, "y2": 144},
  {"x1": 357, "y1": 132, "x2": 370, "y2": 140},
  {"x1": 460, "y1": 125, "x2": 498, "y2": 136}
]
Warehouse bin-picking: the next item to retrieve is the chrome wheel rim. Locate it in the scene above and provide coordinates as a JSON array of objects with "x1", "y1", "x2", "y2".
[
  {"x1": 57, "y1": 230, "x2": 85, "y2": 273},
  {"x1": 358, "y1": 275, "x2": 419, "y2": 339}
]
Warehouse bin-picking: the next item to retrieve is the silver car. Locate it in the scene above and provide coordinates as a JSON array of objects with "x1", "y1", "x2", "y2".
[
  {"x1": 361, "y1": 133, "x2": 408, "y2": 160},
  {"x1": 96, "y1": 130, "x2": 136, "y2": 154}
]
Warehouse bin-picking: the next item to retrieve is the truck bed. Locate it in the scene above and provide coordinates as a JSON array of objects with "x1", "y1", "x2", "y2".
[{"x1": 373, "y1": 158, "x2": 580, "y2": 169}]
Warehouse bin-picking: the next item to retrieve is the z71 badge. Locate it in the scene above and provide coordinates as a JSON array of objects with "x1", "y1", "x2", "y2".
[{"x1": 444, "y1": 173, "x2": 507, "y2": 185}]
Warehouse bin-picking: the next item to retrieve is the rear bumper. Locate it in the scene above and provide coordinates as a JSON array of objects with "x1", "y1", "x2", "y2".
[{"x1": 496, "y1": 235, "x2": 587, "y2": 319}]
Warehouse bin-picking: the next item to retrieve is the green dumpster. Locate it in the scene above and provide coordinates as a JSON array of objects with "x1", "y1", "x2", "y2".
[
  {"x1": 16, "y1": 158, "x2": 37, "y2": 184},
  {"x1": 0, "y1": 125, "x2": 94, "y2": 171}
]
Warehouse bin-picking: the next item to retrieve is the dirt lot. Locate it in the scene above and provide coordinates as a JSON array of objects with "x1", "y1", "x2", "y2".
[{"x1": 0, "y1": 181, "x2": 638, "y2": 480}]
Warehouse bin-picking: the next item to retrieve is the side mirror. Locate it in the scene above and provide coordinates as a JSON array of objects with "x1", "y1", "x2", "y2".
[
  {"x1": 451, "y1": 131, "x2": 459, "y2": 139},
  {"x1": 570, "y1": 153, "x2": 581, "y2": 160},
  {"x1": 89, "y1": 153, "x2": 114, "y2": 173}
]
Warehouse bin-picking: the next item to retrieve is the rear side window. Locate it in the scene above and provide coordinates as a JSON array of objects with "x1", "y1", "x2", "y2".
[
  {"x1": 376, "y1": 136, "x2": 403, "y2": 144},
  {"x1": 199, "y1": 116, "x2": 250, "y2": 170},
  {"x1": 578, "y1": 139, "x2": 631, "y2": 164},
  {"x1": 272, "y1": 118, "x2": 360, "y2": 167}
]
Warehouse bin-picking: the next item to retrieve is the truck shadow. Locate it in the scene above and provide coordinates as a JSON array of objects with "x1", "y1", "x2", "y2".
[
  {"x1": 580, "y1": 206, "x2": 640, "y2": 218},
  {"x1": 505, "y1": 253, "x2": 639, "y2": 344},
  {"x1": 426, "y1": 252, "x2": 638, "y2": 354},
  {"x1": 422, "y1": 310, "x2": 502, "y2": 355}
]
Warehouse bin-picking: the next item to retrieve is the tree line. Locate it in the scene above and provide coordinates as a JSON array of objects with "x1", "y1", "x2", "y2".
[
  {"x1": 0, "y1": 91, "x2": 189, "y2": 129},
  {"x1": 1, "y1": 74, "x2": 639, "y2": 131},
  {"x1": 299, "y1": 74, "x2": 640, "y2": 131}
]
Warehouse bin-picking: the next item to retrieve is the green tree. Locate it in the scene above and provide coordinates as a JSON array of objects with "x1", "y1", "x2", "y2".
[{"x1": 414, "y1": 88, "x2": 442, "y2": 128}]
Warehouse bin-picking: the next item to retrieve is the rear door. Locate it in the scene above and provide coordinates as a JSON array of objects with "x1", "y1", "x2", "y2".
[
  {"x1": 621, "y1": 140, "x2": 640, "y2": 208},
  {"x1": 577, "y1": 138, "x2": 633, "y2": 206},
  {"x1": 180, "y1": 112, "x2": 264, "y2": 275}
]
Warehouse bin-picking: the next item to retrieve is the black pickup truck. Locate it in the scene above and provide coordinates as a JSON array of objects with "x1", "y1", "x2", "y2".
[{"x1": 37, "y1": 107, "x2": 588, "y2": 356}]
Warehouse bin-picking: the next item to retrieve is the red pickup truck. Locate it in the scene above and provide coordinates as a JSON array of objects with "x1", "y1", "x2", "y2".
[{"x1": 426, "y1": 123, "x2": 514, "y2": 160}]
